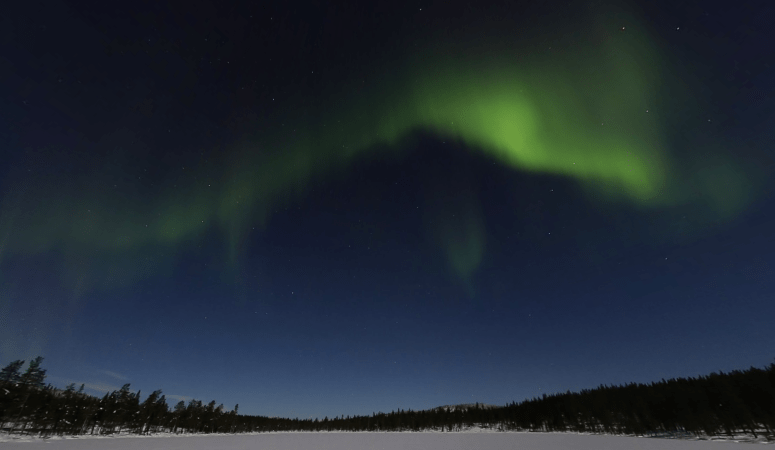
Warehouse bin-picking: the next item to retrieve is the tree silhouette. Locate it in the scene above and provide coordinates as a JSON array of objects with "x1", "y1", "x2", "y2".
[
  {"x1": 1, "y1": 357, "x2": 774, "y2": 438},
  {"x1": 19, "y1": 357, "x2": 46, "y2": 388},
  {"x1": 0, "y1": 360, "x2": 25, "y2": 384}
]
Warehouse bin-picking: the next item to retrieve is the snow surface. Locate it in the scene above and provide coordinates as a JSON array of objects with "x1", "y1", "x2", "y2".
[{"x1": 0, "y1": 431, "x2": 766, "y2": 449}]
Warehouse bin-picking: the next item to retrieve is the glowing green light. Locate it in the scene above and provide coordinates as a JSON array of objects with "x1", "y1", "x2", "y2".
[{"x1": 0, "y1": 8, "x2": 756, "y2": 293}]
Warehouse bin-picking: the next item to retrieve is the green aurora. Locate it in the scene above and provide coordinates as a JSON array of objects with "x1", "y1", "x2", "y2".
[{"x1": 0, "y1": 9, "x2": 757, "y2": 293}]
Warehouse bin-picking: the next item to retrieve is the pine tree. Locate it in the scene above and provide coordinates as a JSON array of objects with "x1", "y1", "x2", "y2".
[
  {"x1": 0, "y1": 359, "x2": 25, "y2": 383},
  {"x1": 230, "y1": 404, "x2": 239, "y2": 433},
  {"x1": 140, "y1": 389, "x2": 164, "y2": 434},
  {"x1": 172, "y1": 400, "x2": 186, "y2": 433},
  {"x1": 20, "y1": 356, "x2": 46, "y2": 387}
]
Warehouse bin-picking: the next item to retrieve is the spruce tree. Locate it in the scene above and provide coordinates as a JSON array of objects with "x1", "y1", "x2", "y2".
[
  {"x1": 20, "y1": 356, "x2": 46, "y2": 387},
  {"x1": 0, "y1": 359, "x2": 25, "y2": 383}
]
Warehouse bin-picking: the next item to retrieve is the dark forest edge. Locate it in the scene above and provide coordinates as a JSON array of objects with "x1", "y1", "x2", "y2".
[{"x1": 1, "y1": 357, "x2": 774, "y2": 440}]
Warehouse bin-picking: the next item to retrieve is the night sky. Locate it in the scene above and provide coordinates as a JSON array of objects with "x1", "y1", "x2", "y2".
[{"x1": 1, "y1": 0, "x2": 774, "y2": 420}]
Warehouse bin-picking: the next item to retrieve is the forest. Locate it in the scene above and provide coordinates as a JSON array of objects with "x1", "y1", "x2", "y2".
[{"x1": 1, "y1": 357, "x2": 773, "y2": 439}]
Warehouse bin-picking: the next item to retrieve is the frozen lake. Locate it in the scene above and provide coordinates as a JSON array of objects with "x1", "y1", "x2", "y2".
[{"x1": 0, "y1": 432, "x2": 762, "y2": 449}]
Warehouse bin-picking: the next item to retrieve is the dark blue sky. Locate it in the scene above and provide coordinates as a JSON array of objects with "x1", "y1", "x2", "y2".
[{"x1": 1, "y1": 0, "x2": 773, "y2": 419}]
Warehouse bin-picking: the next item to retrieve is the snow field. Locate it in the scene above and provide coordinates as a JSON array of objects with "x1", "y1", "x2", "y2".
[{"x1": 0, "y1": 431, "x2": 763, "y2": 449}]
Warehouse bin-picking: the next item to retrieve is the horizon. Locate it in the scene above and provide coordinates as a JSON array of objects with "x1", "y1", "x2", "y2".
[
  {"x1": 1, "y1": 0, "x2": 773, "y2": 420},
  {"x1": 11, "y1": 356, "x2": 775, "y2": 421}
]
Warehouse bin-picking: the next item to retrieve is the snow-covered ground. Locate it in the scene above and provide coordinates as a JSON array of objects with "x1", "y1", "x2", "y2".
[{"x1": 0, "y1": 430, "x2": 769, "y2": 449}]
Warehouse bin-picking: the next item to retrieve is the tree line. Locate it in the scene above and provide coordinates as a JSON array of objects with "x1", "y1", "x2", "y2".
[{"x1": 1, "y1": 357, "x2": 774, "y2": 439}]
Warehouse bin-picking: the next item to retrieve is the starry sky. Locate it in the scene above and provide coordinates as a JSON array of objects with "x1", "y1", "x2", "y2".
[{"x1": 1, "y1": 0, "x2": 774, "y2": 420}]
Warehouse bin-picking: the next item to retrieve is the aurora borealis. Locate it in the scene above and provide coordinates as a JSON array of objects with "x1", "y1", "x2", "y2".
[{"x1": 1, "y1": 0, "x2": 773, "y2": 419}]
